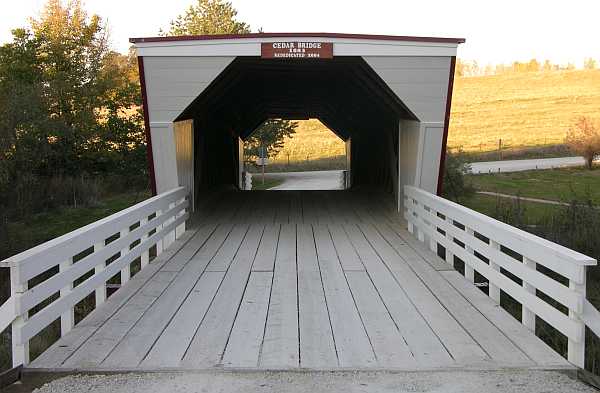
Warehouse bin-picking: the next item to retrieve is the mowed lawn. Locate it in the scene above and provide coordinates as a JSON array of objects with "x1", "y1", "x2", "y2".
[
  {"x1": 2, "y1": 191, "x2": 150, "y2": 260},
  {"x1": 449, "y1": 69, "x2": 600, "y2": 152},
  {"x1": 466, "y1": 166, "x2": 600, "y2": 204}
]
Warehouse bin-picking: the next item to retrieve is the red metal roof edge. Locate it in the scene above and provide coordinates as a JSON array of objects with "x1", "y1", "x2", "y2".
[{"x1": 129, "y1": 32, "x2": 465, "y2": 45}]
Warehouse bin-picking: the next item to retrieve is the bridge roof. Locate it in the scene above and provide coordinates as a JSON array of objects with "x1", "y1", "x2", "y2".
[{"x1": 129, "y1": 32, "x2": 465, "y2": 45}]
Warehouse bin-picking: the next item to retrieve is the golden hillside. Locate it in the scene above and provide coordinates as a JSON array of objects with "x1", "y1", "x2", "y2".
[
  {"x1": 271, "y1": 119, "x2": 345, "y2": 163},
  {"x1": 274, "y1": 69, "x2": 600, "y2": 158},
  {"x1": 449, "y1": 69, "x2": 600, "y2": 152}
]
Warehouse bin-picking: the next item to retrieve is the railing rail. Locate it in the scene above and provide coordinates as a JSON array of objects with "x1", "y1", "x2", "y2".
[
  {"x1": 404, "y1": 185, "x2": 599, "y2": 369},
  {"x1": 0, "y1": 187, "x2": 189, "y2": 366}
]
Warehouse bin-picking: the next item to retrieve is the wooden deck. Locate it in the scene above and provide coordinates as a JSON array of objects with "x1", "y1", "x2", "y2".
[{"x1": 29, "y1": 191, "x2": 571, "y2": 371}]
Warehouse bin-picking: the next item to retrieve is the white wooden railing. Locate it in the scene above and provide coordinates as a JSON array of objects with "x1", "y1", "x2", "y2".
[
  {"x1": 404, "y1": 185, "x2": 600, "y2": 369},
  {"x1": 0, "y1": 187, "x2": 189, "y2": 367}
]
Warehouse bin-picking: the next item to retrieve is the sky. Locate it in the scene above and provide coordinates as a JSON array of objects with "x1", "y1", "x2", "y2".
[{"x1": 1, "y1": 0, "x2": 599, "y2": 66}]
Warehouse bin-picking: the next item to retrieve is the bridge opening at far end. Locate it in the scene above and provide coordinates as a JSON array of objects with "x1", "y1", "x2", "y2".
[{"x1": 242, "y1": 118, "x2": 349, "y2": 191}]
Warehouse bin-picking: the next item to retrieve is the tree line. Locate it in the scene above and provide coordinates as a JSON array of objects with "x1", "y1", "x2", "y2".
[
  {"x1": 456, "y1": 57, "x2": 598, "y2": 77},
  {"x1": 0, "y1": 0, "x2": 295, "y2": 228}
]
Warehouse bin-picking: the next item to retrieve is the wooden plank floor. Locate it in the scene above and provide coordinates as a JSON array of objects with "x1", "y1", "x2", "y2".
[{"x1": 30, "y1": 190, "x2": 571, "y2": 371}]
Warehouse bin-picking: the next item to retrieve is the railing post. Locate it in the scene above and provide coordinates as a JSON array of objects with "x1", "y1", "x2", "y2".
[
  {"x1": 522, "y1": 257, "x2": 536, "y2": 331},
  {"x1": 464, "y1": 228, "x2": 475, "y2": 283},
  {"x1": 568, "y1": 267, "x2": 586, "y2": 368},
  {"x1": 444, "y1": 216, "x2": 455, "y2": 266},
  {"x1": 156, "y1": 209, "x2": 164, "y2": 256},
  {"x1": 489, "y1": 240, "x2": 501, "y2": 303},
  {"x1": 10, "y1": 266, "x2": 29, "y2": 366},
  {"x1": 140, "y1": 217, "x2": 149, "y2": 269},
  {"x1": 94, "y1": 241, "x2": 106, "y2": 306},
  {"x1": 164, "y1": 202, "x2": 176, "y2": 248},
  {"x1": 175, "y1": 198, "x2": 186, "y2": 239},
  {"x1": 59, "y1": 257, "x2": 74, "y2": 335},
  {"x1": 120, "y1": 228, "x2": 130, "y2": 284}
]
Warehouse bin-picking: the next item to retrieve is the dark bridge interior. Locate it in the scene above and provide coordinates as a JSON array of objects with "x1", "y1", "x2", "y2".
[{"x1": 175, "y1": 57, "x2": 417, "y2": 202}]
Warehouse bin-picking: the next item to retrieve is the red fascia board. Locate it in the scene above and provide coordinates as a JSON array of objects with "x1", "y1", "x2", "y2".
[
  {"x1": 137, "y1": 56, "x2": 157, "y2": 196},
  {"x1": 436, "y1": 55, "x2": 457, "y2": 196},
  {"x1": 130, "y1": 32, "x2": 465, "y2": 45}
]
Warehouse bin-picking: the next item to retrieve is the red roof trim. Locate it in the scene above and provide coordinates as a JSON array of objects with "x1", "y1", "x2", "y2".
[
  {"x1": 137, "y1": 56, "x2": 157, "y2": 196},
  {"x1": 436, "y1": 56, "x2": 457, "y2": 196},
  {"x1": 130, "y1": 32, "x2": 465, "y2": 45}
]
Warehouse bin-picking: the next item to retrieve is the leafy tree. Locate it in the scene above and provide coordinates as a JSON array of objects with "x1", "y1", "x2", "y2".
[
  {"x1": 565, "y1": 116, "x2": 600, "y2": 169},
  {"x1": 244, "y1": 119, "x2": 298, "y2": 161},
  {"x1": 584, "y1": 58, "x2": 597, "y2": 70},
  {"x1": 0, "y1": 0, "x2": 146, "y2": 211},
  {"x1": 441, "y1": 149, "x2": 474, "y2": 203},
  {"x1": 164, "y1": 0, "x2": 250, "y2": 36}
]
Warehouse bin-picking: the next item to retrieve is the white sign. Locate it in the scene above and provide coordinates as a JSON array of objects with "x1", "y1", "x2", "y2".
[{"x1": 256, "y1": 158, "x2": 269, "y2": 166}]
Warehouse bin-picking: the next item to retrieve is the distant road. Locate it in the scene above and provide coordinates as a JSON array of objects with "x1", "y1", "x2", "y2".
[
  {"x1": 469, "y1": 156, "x2": 591, "y2": 174},
  {"x1": 265, "y1": 170, "x2": 343, "y2": 190}
]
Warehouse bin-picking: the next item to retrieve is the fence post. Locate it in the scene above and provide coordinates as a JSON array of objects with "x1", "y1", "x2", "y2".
[
  {"x1": 59, "y1": 257, "x2": 74, "y2": 335},
  {"x1": 445, "y1": 216, "x2": 455, "y2": 266},
  {"x1": 10, "y1": 266, "x2": 29, "y2": 366},
  {"x1": 140, "y1": 217, "x2": 149, "y2": 269},
  {"x1": 489, "y1": 240, "x2": 501, "y2": 303},
  {"x1": 464, "y1": 228, "x2": 475, "y2": 283},
  {"x1": 94, "y1": 241, "x2": 106, "y2": 306},
  {"x1": 120, "y1": 228, "x2": 130, "y2": 284},
  {"x1": 568, "y1": 267, "x2": 586, "y2": 368},
  {"x1": 175, "y1": 198, "x2": 186, "y2": 239},
  {"x1": 522, "y1": 257, "x2": 536, "y2": 331},
  {"x1": 156, "y1": 209, "x2": 164, "y2": 256}
]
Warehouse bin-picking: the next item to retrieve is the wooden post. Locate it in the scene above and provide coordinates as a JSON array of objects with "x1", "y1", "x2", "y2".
[
  {"x1": 568, "y1": 268, "x2": 586, "y2": 368},
  {"x1": 164, "y1": 202, "x2": 176, "y2": 249},
  {"x1": 464, "y1": 228, "x2": 475, "y2": 283},
  {"x1": 489, "y1": 240, "x2": 501, "y2": 303},
  {"x1": 522, "y1": 257, "x2": 536, "y2": 331},
  {"x1": 140, "y1": 217, "x2": 149, "y2": 269},
  {"x1": 10, "y1": 266, "x2": 29, "y2": 366},
  {"x1": 175, "y1": 199, "x2": 186, "y2": 239},
  {"x1": 156, "y1": 209, "x2": 164, "y2": 256},
  {"x1": 120, "y1": 229, "x2": 130, "y2": 284},
  {"x1": 94, "y1": 241, "x2": 106, "y2": 306},
  {"x1": 445, "y1": 216, "x2": 455, "y2": 266},
  {"x1": 59, "y1": 257, "x2": 74, "y2": 335}
]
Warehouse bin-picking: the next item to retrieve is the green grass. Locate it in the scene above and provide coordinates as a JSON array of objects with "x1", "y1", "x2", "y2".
[
  {"x1": 466, "y1": 166, "x2": 600, "y2": 204},
  {"x1": 250, "y1": 175, "x2": 284, "y2": 190},
  {"x1": 460, "y1": 194, "x2": 561, "y2": 223},
  {"x1": 2, "y1": 191, "x2": 150, "y2": 260}
]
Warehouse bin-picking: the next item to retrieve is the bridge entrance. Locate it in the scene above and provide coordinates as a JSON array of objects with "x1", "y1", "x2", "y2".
[{"x1": 134, "y1": 33, "x2": 461, "y2": 211}]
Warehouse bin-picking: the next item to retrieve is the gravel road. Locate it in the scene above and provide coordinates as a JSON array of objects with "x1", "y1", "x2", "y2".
[
  {"x1": 263, "y1": 170, "x2": 344, "y2": 190},
  {"x1": 469, "y1": 156, "x2": 592, "y2": 174},
  {"x1": 27, "y1": 369, "x2": 595, "y2": 393}
]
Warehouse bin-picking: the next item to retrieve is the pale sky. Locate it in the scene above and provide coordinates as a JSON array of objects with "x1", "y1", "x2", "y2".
[{"x1": 1, "y1": 0, "x2": 599, "y2": 66}]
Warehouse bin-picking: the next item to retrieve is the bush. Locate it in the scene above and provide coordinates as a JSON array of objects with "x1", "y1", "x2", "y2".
[{"x1": 442, "y1": 150, "x2": 475, "y2": 203}]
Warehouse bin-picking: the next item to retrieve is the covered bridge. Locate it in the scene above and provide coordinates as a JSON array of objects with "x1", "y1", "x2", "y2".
[
  {"x1": 134, "y1": 33, "x2": 461, "y2": 206},
  {"x1": 1, "y1": 33, "x2": 600, "y2": 392}
]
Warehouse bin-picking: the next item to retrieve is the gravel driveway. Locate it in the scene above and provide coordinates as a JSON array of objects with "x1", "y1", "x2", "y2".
[{"x1": 27, "y1": 370, "x2": 595, "y2": 393}]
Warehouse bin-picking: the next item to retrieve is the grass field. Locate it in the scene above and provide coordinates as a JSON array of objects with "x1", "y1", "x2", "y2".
[
  {"x1": 1, "y1": 191, "x2": 150, "y2": 260},
  {"x1": 266, "y1": 119, "x2": 346, "y2": 171},
  {"x1": 270, "y1": 69, "x2": 600, "y2": 160},
  {"x1": 466, "y1": 165, "x2": 600, "y2": 204},
  {"x1": 449, "y1": 69, "x2": 600, "y2": 152},
  {"x1": 461, "y1": 193, "x2": 561, "y2": 224}
]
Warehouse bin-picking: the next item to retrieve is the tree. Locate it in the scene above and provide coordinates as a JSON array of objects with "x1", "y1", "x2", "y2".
[
  {"x1": 0, "y1": 0, "x2": 147, "y2": 212},
  {"x1": 565, "y1": 117, "x2": 600, "y2": 169},
  {"x1": 163, "y1": 0, "x2": 250, "y2": 36},
  {"x1": 244, "y1": 119, "x2": 298, "y2": 161},
  {"x1": 584, "y1": 58, "x2": 597, "y2": 70},
  {"x1": 442, "y1": 149, "x2": 474, "y2": 203}
]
